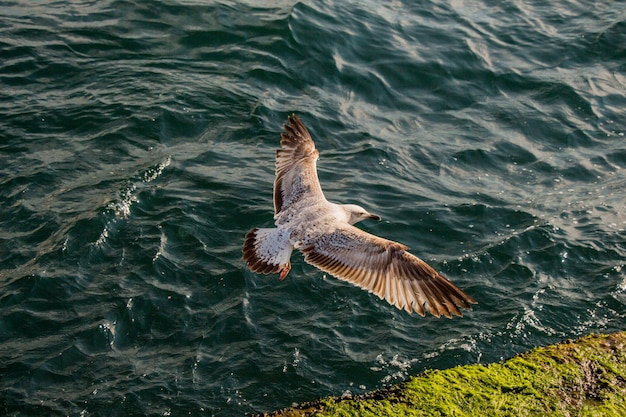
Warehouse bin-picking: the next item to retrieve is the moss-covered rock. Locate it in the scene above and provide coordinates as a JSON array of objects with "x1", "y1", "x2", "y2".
[{"x1": 259, "y1": 332, "x2": 626, "y2": 417}]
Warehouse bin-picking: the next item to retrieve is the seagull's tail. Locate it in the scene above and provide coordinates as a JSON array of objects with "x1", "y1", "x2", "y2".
[{"x1": 243, "y1": 227, "x2": 293, "y2": 278}]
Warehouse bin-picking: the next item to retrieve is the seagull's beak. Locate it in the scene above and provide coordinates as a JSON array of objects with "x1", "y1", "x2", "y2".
[{"x1": 367, "y1": 213, "x2": 382, "y2": 221}]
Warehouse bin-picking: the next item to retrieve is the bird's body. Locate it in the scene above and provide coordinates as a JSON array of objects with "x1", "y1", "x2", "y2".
[{"x1": 243, "y1": 114, "x2": 476, "y2": 317}]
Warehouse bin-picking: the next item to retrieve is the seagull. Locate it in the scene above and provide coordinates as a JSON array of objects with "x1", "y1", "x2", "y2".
[{"x1": 243, "y1": 114, "x2": 476, "y2": 317}]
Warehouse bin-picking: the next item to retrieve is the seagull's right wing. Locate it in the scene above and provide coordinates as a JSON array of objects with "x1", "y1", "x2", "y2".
[
  {"x1": 274, "y1": 114, "x2": 325, "y2": 215},
  {"x1": 301, "y1": 225, "x2": 476, "y2": 318}
]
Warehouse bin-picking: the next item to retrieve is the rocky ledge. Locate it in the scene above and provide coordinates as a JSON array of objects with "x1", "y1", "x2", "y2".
[{"x1": 259, "y1": 332, "x2": 626, "y2": 417}]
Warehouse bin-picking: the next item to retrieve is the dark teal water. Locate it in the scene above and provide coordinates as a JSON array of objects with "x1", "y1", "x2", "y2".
[{"x1": 1, "y1": 1, "x2": 625, "y2": 415}]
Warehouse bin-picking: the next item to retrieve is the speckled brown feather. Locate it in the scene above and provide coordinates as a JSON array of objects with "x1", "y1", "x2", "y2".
[
  {"x1": 274, "y1": 114, "x2": 324, "y2": 214},
  {"x1": 243, "y1": 228, "x2": 282, "y2": 275},
  {"x1": 300, "y1": 225, "x2": 476, "y2": 318}
]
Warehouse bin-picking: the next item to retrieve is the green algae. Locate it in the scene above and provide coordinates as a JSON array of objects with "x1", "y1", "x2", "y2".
[{"x1": 260, "y1": 332, "x2": 626, "y2": 417}]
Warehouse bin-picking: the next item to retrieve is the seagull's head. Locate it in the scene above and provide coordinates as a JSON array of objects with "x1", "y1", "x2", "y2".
[{"x1": 341, "y1": 204, "x2": 382, "y2": 225}]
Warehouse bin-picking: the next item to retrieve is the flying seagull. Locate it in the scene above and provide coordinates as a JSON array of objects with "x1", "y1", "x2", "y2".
[{"x1": 243, "y1": 114, "x2": 476, "y2": 317}]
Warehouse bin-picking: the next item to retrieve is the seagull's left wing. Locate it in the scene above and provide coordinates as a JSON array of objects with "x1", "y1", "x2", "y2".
[
  {"x1": 300, "y1": 226, "x2": 476, "y2": 318},
  {"x1": 274, "y1": 114, "x2": 325, "y2": 215}
]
